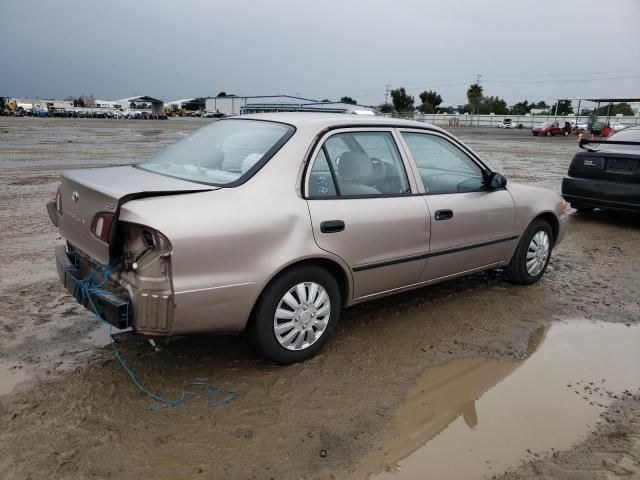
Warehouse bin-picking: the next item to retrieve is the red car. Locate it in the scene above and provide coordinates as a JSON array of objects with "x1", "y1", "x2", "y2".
[{"x1": 532, "y1": 121, "x2": 570, "y2": 137}]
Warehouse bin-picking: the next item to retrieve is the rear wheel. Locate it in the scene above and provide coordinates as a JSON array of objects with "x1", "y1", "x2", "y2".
[
  {"x1": 505, "y1": 219, "x2": 553, "y2": 285},
  {"x1": 248, "y1": 266, "x2": 340, "y2": 364}
]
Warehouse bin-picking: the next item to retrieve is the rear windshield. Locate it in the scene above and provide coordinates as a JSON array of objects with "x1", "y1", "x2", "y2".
[
  {"x1": 137, "y1": 119, "x2": 294, "y2": 186},
  {"x1": 593, "y1": 127, "x2": 640, "y2": 153}
]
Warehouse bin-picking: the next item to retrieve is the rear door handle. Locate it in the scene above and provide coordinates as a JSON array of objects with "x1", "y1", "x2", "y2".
[
  {"x1": 435, "y1": 209, "x2": 453, "y2": 221},
  {"x1": 320, "y1": 220, "x2": 345, "y2": 233}
]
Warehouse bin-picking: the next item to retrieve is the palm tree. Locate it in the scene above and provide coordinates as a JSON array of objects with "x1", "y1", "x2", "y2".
[{"x1": 466, "y1": 83, "x2": 483, "y2": 114}]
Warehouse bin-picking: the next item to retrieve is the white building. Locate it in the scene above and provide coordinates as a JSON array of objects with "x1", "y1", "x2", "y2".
[{"x1": 204, "y1": 95, "x2": 375, "y2": 116}]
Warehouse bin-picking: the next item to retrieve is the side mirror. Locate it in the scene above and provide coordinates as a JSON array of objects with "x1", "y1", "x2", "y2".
[{"x1": 487, "y1": 172, "x2": 507, "y2": 190}]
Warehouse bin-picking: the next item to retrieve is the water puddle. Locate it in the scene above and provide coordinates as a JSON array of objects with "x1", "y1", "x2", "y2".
[
  {"x1": 350, "y1": 321, "x2": 640, "y2": 480},
  {"x1": 0, "y1": 362, "x2": 29, "y2": 396}
]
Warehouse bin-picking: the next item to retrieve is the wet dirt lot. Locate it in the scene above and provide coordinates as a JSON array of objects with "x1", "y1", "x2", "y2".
[{"x1": 0, "y1": 118, "x2": 638, "y2": 480}]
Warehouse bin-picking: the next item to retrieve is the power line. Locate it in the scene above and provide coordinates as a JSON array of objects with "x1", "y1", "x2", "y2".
[
  {"x1": 482, "y1": 68, "x2": 640, "y2": 79},
  {"x1": 482, "y1": 74, "x2": 640, "y2": 84}
]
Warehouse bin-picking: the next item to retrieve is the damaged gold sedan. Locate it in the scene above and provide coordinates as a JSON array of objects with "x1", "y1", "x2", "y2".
[{"x1": 48, "y1": 114, "x2": 569, "y2": 363}]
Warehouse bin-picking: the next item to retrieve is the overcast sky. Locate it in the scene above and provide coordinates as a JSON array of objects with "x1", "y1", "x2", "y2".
[{"x1": 1, "y1": 0, "x2": 639, "y2": 106}]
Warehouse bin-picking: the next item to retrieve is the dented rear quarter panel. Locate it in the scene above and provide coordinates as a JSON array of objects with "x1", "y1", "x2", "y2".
[{"x1": 118, "y1": 127, "x2": 352, "y2": 334}]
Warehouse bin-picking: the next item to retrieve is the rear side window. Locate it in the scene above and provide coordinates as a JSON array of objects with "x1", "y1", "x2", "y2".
[
  {"x1": 307, "y1": 131, "x2": 411, "y2": 198},
  {"x1": 402, "y1": 132, "x2": 485, "y2": 194},
  {"x1": 308, "y1": 150, "x2": 337, "y2": 197}
]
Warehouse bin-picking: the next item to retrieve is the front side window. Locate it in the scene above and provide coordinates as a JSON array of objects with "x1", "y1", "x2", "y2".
[
  {"x1": 138, "y1": 119, "x2": 294, "y2": 186},
  {"x1": 308, "y1": 131, "x2": 411, "y2": 197},
  {"x1": 402, "y1": 132, "x2": 485, "y2": 194}
]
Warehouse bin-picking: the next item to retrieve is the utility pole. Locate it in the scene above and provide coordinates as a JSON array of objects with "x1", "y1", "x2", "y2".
[{"x1": 384, "y1": 84, "x2": 391, "y2": 105}]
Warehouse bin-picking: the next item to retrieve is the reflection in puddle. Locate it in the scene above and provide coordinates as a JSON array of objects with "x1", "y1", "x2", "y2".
[
  {"x1": 0, "y1": 363, "x2": 29, "y2": 396},
  {"x1": 351, "y1": 322, "x2": 640, "y2": 480}
]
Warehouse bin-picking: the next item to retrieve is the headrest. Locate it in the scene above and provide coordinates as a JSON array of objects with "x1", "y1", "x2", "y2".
[{"x1": 338, "y1": 152, "x2": 372, "y2": 181}]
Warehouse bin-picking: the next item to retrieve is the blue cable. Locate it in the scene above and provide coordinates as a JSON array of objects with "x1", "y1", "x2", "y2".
[{"x1": 68, "y1": 263, "x2": 239, "y2": 410}]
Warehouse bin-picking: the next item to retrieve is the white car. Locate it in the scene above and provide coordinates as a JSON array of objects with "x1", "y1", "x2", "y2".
[{"x1": 498, "y1": 119, "x2": 515, "y2": 129}]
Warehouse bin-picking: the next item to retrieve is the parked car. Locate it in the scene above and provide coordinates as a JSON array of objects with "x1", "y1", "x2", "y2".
[
  {"x1": 532, "y1": 121, "x2": 570, "y2": 136},
  {"x1": 562, "y1": 126, "x2": 640, "y2": 212},
  {"x1": 498, "y1": 118, "x2": 514, "y2": 129},
  {"x1": 571, "y1": 120, "x2": 588, "y2": 132},
  {"x1": 47, "y1": 114, "x2": 569, "y2": 363}
]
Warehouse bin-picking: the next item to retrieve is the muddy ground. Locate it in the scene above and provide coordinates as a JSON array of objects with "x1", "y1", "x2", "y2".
[{"x1": 0, "y1": 118, "x2": 638, "y2": 480}]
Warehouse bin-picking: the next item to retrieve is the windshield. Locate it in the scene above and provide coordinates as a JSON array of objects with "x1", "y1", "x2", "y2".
[{"x1": 137, "y1": 119, "x2": 294, "y2": 186}]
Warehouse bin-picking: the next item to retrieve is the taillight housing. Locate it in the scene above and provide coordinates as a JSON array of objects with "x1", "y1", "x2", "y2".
[
  {"x1": 90, "y1": 213, "x2": 115, "y2": 242},
  {"x1": 55, "y1": 189, "x2": 63, "y2": 214}
]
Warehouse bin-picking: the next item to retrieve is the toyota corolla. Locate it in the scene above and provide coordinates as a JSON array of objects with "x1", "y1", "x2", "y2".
[{"x1": 48, "y1": 113, "x2": 569, "y2": 363}]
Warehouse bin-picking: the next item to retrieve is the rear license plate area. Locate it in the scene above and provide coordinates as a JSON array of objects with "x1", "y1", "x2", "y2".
[{"x1": 606, "y1": 158, "x2": 637, "y2": 173}]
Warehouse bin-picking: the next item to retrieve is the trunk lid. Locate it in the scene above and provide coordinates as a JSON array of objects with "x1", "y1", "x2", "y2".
[
  {"x1": 57, "y1": 166, "x2": 214, "y2": 264},
  {"x1": 568, "y1": 151, "x2": 640, "y2": 183}
]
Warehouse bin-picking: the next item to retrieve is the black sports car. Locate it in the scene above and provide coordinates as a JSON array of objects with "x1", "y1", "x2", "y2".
[{"x1": 562, "y1": 127, "x2": 640, "y2": 212}]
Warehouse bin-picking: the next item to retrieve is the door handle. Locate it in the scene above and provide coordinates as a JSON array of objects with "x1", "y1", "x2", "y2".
[
  {"x1": 435, "y1": 209, "x2": 453, "y2": 221},
  {"x1": 320, "y1": 220, "x2": 345, "y2": 233}
]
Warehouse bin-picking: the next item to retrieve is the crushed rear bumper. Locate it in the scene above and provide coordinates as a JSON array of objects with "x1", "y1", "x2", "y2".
[{"x1": 55, "y1": 245, "x2": 131, "y2": 329}]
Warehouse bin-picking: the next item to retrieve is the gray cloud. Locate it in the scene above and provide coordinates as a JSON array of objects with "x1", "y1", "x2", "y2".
[{"x1": 1, "y1": 0, "x2": 639, "y2": 106}]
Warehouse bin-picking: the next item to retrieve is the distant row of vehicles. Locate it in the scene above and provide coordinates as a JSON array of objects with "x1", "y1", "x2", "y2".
[
  {"x1": 496, "y1": 117, "x2": 630, "y2": 137},
  {"x1": 3, "y1": 108, "x2": 168, "y2": 119}
]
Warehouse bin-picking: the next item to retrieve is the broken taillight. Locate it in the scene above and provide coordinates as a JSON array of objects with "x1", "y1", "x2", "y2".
[{"x1": 90, "y1": 213, "x2": 115, "y2": 242}]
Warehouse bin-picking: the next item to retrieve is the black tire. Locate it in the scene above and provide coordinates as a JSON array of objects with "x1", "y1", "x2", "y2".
[
  {"x1": 571, "y1": 203, "x2": 594, "y2": 213},
  {"x1": 505, "y1": 219, "x2": 554, "y2": 285},
  {"x1": 248, "y1": 265, "x2": 341, "y2": 364}
]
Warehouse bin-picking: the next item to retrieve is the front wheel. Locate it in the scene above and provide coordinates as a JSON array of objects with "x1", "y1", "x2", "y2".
[
  {"x1": 505, "y1": 219, "x2": 553, "y2": 285},
  {"x1": 248, "y1": 266, "x2": 340, "y2": 364}
]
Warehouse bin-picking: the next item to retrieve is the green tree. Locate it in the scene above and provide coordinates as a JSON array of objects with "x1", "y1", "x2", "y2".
[
  {"x1": 0, "y1": 97, "x2": 5, "y2": 114},
  {"x1": 480, "y1": 96, "x2": 508, "y2": 114},
  {"x1": 532, "y1": 100, "x2": 549, "y2": 110},
  {"x1": 510, "y1": 100, "x2": 531, "y2": 115},
  {"x1": 549, "y1": 100, "x2": 574, "y2": 115},
  {"x1": 597, "y1": 103, "x2": 634, "y2": 116},
  {"x1": 217, "y1": 91, "x2": 228, "y2": 97},
  {"x1": 321, "y1": 98, "x2": 331, "y2": 102},
  {"x1": 378, "y1": 103, "x2": 394, "y2": 113},
  {"x1": 418, "y1": 90, "x2": 443, "y2": 114},
  {"x1": 437, "y1": 106, "x2": 455, "y2": 114},
  {"x1": 390, "y1": 87, "x2": 414, "y2": 113},
  {"x1": 340, "y1": 96, "x2": 357, "y2": 105},
  {"x1": 466, "y1": 83, "x2": 483, "y2": 114}
]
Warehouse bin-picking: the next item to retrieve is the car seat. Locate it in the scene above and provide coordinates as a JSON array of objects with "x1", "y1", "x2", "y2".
[{"x1": 337, "y1": 152, "x2": 380, "y2": 195}]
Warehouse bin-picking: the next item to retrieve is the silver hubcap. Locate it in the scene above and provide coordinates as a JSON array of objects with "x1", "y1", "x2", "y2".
[
  {"x1": 526, "y1": 230, "x2": 550, "y2": 276},
  {"x1": 274, "y1": 282, "x2": 330, "y2": 351}
]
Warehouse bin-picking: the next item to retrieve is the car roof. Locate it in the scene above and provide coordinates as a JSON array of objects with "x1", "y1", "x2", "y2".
[{"x1": 231, "y1": 112, "x2": 448, "y2": 134}]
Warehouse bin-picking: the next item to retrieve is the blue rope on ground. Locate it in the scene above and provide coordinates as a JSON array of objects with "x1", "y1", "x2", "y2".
[{"x1": 67, "y1": 261, "x2": 239, "y2": 410}]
